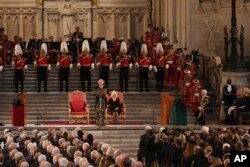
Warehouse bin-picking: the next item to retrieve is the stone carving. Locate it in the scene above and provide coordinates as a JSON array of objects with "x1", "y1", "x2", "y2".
[
  {"x1": 58, "y1": 0, "x2": 76, "y2": 36},
  {"x1": 48, "y1": 14, "x2": 60, "y2": 22},
  {"x1": 204, "y1": 18, "x2": 217, "y2": 54}
]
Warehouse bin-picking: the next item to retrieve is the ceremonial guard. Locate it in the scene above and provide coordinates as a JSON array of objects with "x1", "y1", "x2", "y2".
[
  {"x1": 12, "y1": 44, "x2": 27, "y2": 92},
  {"x1": 77, "y1": 40, "x2": 94, "y2": 92},
  {"x1": 96, "y1": 40, "x2": 112, "y2": 87},
  {"x1": 136, "y1": 44, "x2": 152, "y2": 92},
  {"x1": 0, "y1": 28, "x2": 8, "y2": 70},
  {"x1": 195, "y1": 89, "x2": 209, "y2": 125},
  {"x1": 165, "y1": 45, "x2": 175, "y2": 88},
  {"x1": 34, "y1": 43, "x2": 51, "y2": 92},
  {"x1": 93, "y1": 79, "x2": 108, "y2": 127},
  {"x1": 182, "y1": 65, "x2": 193, "y2": 106},
  {"x1": 116, "y1": 41, "x2": 132, "y2": 92},
  {"x1": 189, "y1": 75, "x2": 202, "y2": 113},
  {"x1": 174, "y1": 48, "x2": 184, "y2": 91},
  {"x1": 155, "y1": 43, "x2": 167, "y2": 92},
  {"x1": 184, "y1": 55, "x2": 196, "y2": 76},
  {"x1": 57, "y1": 41, "x2": 73, "y2": 92},
  {"x1": 222, "y1": 78, "x2": 237, "y2": 124}
]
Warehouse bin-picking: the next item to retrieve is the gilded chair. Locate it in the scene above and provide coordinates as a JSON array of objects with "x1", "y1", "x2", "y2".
[{"x1": 68, "y1": 90, "x2": 89, "y2": 124}]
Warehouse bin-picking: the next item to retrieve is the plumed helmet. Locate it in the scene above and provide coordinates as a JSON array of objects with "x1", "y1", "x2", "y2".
[
  {"x1": 120, "y1": 41, "x2": 127, "y2": 53},
  {"x1": 41, "y1": 43, "x2": 48, "y2": 55},
  {"x1": 141, "y1": 44, "x2": 148, "y2": 54},
  {"x1": 15, "y1": 44, "x2": 23, "y2": 56},
  {"x1": 82, "y1": 40, "x2": 90, "y2": 53},
  {"x1": 156, "y1": 43, "x2": 163, "y2": 54},
  {"x1": 60, "y1": 41, "x2": 68, "y2": 53},
  {"x1": 100, "y1": 40, "x2": 107, "y2": 52}
]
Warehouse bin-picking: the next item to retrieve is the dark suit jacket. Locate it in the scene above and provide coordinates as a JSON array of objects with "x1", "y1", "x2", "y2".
[
  {"x1": 223, "y1": 85, "x2": 237, "y2": 106},
  {"x1": 93, "y1": 86, "x2": 108, "y2": 108}
]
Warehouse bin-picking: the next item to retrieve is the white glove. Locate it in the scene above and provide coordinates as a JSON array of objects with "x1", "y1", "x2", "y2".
[
  {"x1": 33, "y1": 61, "x2": 37, "y2": 67},
  {"x1": 24, "y1": 65, "x2": 28, "y2": 69},
  {"x1": 12, "y1": 62, "x2": 15, "y2": 69},
  {"x1": 149, "y1": 65, "x2": 152, "y2": 71},
  {"x1": 116, "y1": 62, "x2": 121, "y2": 67},
  {"x1": 153, "y1": 66, "x2": 157, "y2": 73},
  {"x1": 165, "y1": 64, "x2": 169, "y2": 69},
  {"x1": 56, "y1": 62, "x2": 60, "y2": 68},
  {"x1": 109, "y1": 64, "x2": 113, "y2": 70},
  {"x1": 228, "y1": 106, "x2": 236, "y2": 115},
  {"x1": 129, "y1": 63, "x2": 133, "y2": 69},
  {"x1": 91, "y1": 63, "x2": 95, "y2": 69},
  {"x1": 135, "y1": 62, "x2": 139, "y2": 68},
  {"x1": 0, "y1": 66, "x2": 3, "y2": 71},
  {"x1": 77, "y1": 63, "x2": 81, "y2": 67},
  {"x1": 69, "y1": 63, "x2": 73, "y2": 69},
  {"x1": 96, "y1": 62, "x2": 100, "y2": 66},
  {"x1": 48, "y1": 64, "x2": 51, "y2": 71}
]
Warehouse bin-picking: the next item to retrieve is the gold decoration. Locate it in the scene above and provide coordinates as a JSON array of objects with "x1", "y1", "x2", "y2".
[
  {"x1": 37, "y1": 0, "x2": 44, "y2": 5},
  {"x1": 91, "y1": 0, "x2": 97, "y2": 6}
]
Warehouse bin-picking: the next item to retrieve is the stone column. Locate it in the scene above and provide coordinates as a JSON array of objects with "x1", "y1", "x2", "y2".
[
  {"x1": 19, "y1": 13, "x2": 24, "y2": 37},
  {"x1": 3, "y1": 12, "x2": 7, "y2": 34},
  {"x1": 44, "y1": 12, "x2": 48, "y2": 39},
  {"x1": 111, "y1": 13, "x2": 115, "y2": 39},
  {"x1": 87, "y1": 9, "x2": 91, "y2": 38},
  {"x1": 127, "y1": 13, "x2": 130, "y2": 39}
]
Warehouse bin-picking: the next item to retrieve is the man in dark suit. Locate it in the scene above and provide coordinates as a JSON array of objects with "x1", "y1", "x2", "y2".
[
  {"x1": 93, "y1": 79, "x2": 108, "y2": 127},
  {"x1": 222, "y1": 78, "x2": 237, "y2": 124},
  {"x1": 72, "y1": 26, "x2": 83, "y2": 42}
]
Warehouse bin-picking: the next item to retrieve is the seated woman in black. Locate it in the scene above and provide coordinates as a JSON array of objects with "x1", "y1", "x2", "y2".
[{"x1": 107, "y1": 91, "x2": 122, "y2": 123}]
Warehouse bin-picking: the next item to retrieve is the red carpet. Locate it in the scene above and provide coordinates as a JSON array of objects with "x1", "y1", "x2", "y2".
[{"x1": 42, "y1": 121, "x2": 143, "y2": 125}]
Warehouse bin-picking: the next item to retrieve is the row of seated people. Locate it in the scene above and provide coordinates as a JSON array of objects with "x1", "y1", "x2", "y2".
[
  {"x1": 3, "y1": 39, "x2": 201, "y2": 94},
  {"x1": 138, "y1": 125, "x2": 250, "y2": 167},
  {"x1": 69, "y1": 89, "x2": 126, "y2": 125},
  {"x1": 0, "y1": 127, "x2": 143, "y2": 167}
]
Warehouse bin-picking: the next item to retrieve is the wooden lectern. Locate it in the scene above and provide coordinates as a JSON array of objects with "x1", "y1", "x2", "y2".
[
  {"x1": 161, "y1": 93, "x2": 175, "y2": 125},
  {"x1": 12, "y1": 93, "x2": 26, "y2": 126}
]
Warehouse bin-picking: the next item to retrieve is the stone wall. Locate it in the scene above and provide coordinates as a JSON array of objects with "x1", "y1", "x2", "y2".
[
  {"x1": 153, "y1": 0, "x2": 250, "y2": 62},
  {"x1": 0, "y1": 0, "x2": 148, "y2": 41}
]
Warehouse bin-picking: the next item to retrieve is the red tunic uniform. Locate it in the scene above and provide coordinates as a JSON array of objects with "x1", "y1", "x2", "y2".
[
  {"x1": 14, "y1": 58, "x2": 26, "y2": 69},
  {"x1": 37, "y1": 55, "x2": 49, "y2": 66},
  {"x1": 174, "y1": 55, "x2": 184, "y2": 90},
  {"x1": 80, "y1": 55, "x2": 93, "y2": 66},
  {"x1": 165, "y1": 53, "x2": 175, "y2": 88},
  {"x1": 58, "y1": 55, "x2": 71, "y2": 67},
  {"x1": 0, "y1": 35, "x2": 8, "y2": 65},
  {"x1": 189, "y1": 79, "x2": 202, "y2": 113},
  {"x1": 181, "y1": 70, "x2": 192, "y2": 106}
]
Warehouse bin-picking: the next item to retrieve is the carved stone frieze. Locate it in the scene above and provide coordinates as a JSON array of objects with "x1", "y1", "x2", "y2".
[
  {"x1": 47, "y1": 13, "x2": 60, "y2": 22},
  {"x1": 75, "y1": 14, "x2": 88, "y2": 22},
  {"x1": 6, "y1": 14, "x2": 20, "y2": 22},
  {"x1": 23, "y1": 14, "x2": 36, "y2": 22}
]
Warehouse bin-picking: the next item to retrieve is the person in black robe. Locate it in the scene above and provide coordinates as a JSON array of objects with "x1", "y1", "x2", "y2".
[{"x1": 222, "y1": 78, "x2": 237, "y2": 124}]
